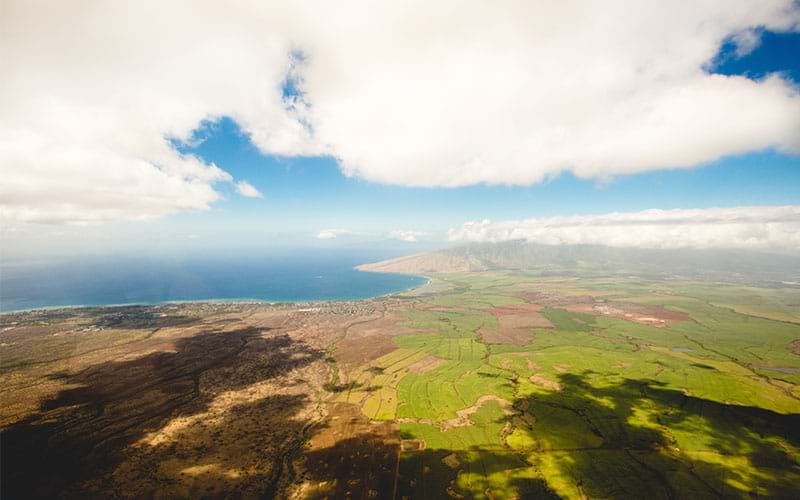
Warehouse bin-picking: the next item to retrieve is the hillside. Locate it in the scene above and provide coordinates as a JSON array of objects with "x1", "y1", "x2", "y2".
[
  {"x1": 359, "y1": 241, "x2": 800, "y2": 283},
  {"x1": 356, "y1": 252, "x2": 487, "y2": 274}
]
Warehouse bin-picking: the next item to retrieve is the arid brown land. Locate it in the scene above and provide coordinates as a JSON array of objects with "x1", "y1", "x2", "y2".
[{"x1": 0, "y1": 299, "x2": 417, "y2": 498}]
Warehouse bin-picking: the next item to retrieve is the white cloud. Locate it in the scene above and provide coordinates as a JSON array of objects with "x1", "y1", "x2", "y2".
[
  {"x1": 235, "y1": 181, "x2": 263, "y2": 198},
  {"x1": 448, "y1": 206, "x2": 800, "y2": 250},
  {"x1": 292, "y1": 1, "x2": 800, "y2": 187},
  {"x1": 2, "y1": 1, "x2": 799, "y2": 224},
  {"x1": 388, "y1": 230, "x2": 427, "y2": 242},
  {"x1": 316, "y1": 229, "x2": 355, "y2": 239},
  {"x1": 0, "y1": 1, "x2": 298, "y2": 224}
]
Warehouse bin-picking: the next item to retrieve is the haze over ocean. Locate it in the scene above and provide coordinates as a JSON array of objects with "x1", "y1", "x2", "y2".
[{"x1": 0, "y1": 249, "x2": 425, "y2": 312}]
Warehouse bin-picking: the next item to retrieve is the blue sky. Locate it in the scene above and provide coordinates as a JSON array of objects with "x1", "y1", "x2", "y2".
[
  {"x1": 2, "y1": 3, "x2": 799, "y2": 257},
  {"x1": 161, "y1": 31, "x2": 800, "y2": 247},
  {"x1": 175, "y1": 120, "x2": 800, "y2": 244}
]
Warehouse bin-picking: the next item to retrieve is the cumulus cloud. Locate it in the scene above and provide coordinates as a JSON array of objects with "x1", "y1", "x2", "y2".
[
  {"x1": 0, "y1": 1, "x2": 299, "y2": 224},
  {"x1": 235, "y1": 181, "x2": 263, "y2": 198},
  {"x1": 316, "y1": 229, "x2": 356, "y2": 240},
  {"x1": 388, "y1": 230, "x2": 427, "y2": 242},
  {"x1": 2, "y1": 1, "x2": 800, "y2": 223},
  {"x1": 448, "y1": 206, "x2": 800, "y2": 250},
  {"x1": 301, "y1": 2, "x2": 800, "y2": 187}
]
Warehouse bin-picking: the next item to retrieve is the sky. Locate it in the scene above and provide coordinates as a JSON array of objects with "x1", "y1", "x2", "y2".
[{"x1": 1, "y1": 1, "x2": 799, "y2": 259}]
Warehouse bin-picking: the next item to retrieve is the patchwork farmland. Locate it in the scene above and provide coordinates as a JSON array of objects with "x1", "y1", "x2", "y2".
[
  {"x1": 331, "y1": 272, "x2": 800, "y2": 498},
  {"x1": 2, "y1": 271, "x2": 799, "y2": 498}
]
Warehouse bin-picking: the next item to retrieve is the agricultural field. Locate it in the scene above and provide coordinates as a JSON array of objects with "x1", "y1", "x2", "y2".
[
  {"x1": 2, "y1": 271, "x2": 799, "y2": 498},
  {"x1": 331, "y1": 271, "x2": 800, "y2": 499}
]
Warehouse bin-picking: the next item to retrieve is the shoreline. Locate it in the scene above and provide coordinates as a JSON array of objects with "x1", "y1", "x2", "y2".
[{"x1": 0, "y1": 268, "x2": 430, "y2": 315}]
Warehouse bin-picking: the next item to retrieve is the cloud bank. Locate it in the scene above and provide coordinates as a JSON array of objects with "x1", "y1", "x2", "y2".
[
  {"x1": 448, "y1": 206, "x2": 800, "y2": 250},
  {"x1": 2, "y1": 1, "x2": 800, "y2": 223}
]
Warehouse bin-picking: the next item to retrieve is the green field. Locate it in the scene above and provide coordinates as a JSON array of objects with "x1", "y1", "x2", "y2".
[{"x1": 347, "y1": 272, "x2": 800, "y2": 498}]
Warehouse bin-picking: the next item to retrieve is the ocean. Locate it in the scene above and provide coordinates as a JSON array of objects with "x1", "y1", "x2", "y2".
[{"x1": 0, "y1": 249, "x2": 426, "y2": 312}]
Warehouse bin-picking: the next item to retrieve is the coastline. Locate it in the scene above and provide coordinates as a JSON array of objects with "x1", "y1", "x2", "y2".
[{"x1": 0, "y1": 267, "x2": 430, "y2": 315}]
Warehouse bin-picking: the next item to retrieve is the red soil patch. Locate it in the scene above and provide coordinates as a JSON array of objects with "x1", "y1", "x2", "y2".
[
  {"x1": 564, "y1": 301, "x2": 689, "y2": 327},
  {"x1": 516, "y1": 291, "x2": 688, "y2": 327},
  {"x1": 479, "y1": 307, "x2": 553, "y2": 345},
  {"x1": 346, "y1": 311, "x2": 425, "y2": 338},
  {"x1": 334, "y1": 333, "x2": 397, "y2": 366},
  {"x1": 334, "y1": 309, "x2": 433, "y2": 367},
  {"x1": 479, "y1": 324, "x2": 534, "y2": 345},
  {"x1": 498, "y1": 311, "x2": 553, "y2": 329}
]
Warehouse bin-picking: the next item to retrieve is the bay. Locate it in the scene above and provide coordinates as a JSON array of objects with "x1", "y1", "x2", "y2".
[{"x1": 0, "y1": 249, "x2": 425, "y2": 312}]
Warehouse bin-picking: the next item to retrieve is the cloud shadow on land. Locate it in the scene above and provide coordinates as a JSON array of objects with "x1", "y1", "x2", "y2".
[
  {"x1": 505, "y1": 372, "x2": 800, "y2": 498},
  {"x1": 1, "y1": 326, "x2": 325, "y2": 498},
  {"x1": 397, "y1": 447, "x2": 560, "y2": 499}
]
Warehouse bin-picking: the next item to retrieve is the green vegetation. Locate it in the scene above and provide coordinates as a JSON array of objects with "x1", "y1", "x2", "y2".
[{"x1": 376, "y1": 272, "x2": 800, "y2": 498}]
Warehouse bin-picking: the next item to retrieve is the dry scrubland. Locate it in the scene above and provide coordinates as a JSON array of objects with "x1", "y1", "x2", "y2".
[{"x1": 2, "y1": 272, "x2": 800, "y2": 498}]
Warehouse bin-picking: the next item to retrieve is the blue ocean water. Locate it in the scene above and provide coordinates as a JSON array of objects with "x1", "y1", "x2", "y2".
[{"x1": 0, "y1": 250, "x2": 426, "y2": 312}]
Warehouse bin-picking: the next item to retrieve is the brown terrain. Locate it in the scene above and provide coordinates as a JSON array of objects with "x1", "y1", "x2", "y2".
[
  {"x1": 301, "y1": 403, "x2": 399, "y2": 499},
  {"x1": 357, "y1": 253, "x2": 486, "y2": 274},
  {"x1": 479, "y1": 303, "x2": 554, "y2": 345},
  {"x1": 0, "y1": 301, "x2": 407, "y2": 499},
  {"x1": 332, "y1": 304, "x2": 424, "y2": 369}
]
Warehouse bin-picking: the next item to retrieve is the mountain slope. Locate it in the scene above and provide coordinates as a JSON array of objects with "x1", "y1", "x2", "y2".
[{"x1": 359, "y1": 241, "x2": 800, "y2": 283}]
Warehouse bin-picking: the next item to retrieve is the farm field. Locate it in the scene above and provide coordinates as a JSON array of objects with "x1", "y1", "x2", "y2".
[
  {"x1": 2, "y1": 271, "x2": 799, "y2": 498},
  {"x1": 333, "y1": 271, "x2": 800, "y2": 499}
]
